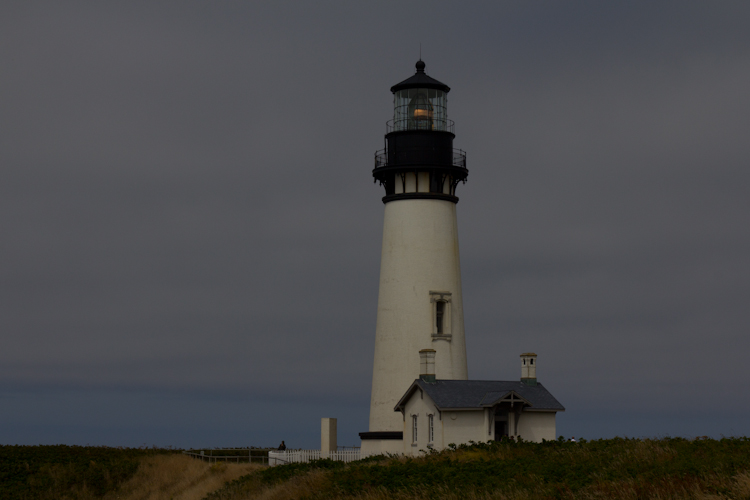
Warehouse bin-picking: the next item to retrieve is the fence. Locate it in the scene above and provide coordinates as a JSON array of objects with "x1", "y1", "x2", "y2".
[
  {"x1": 268, "y1": 448, "x2": 361, "y2": 466},
  {"x1": 182, "y1": 449, "x2": 271, "y2": 465}
]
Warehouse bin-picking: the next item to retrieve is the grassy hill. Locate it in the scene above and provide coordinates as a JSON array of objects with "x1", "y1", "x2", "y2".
[
  {"x1": 207, "y1": 437, "x2": 750, "y2": 499},
  {"x1": 4, "y1": 438, "x2": 750, "y2": 499}
]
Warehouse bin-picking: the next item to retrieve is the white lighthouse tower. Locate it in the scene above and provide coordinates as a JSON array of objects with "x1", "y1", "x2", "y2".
[{"x1": 360, "y1": 61, "x2": 469, "y2": 455}]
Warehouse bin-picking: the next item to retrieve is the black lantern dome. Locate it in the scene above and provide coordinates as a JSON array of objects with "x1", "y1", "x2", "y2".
[
  {"x1": 390, "y1": 60, "x2": 450, "y2": 93},
  {"x1": 373, "y1": 61, "x2": 467, "y2": 203}
]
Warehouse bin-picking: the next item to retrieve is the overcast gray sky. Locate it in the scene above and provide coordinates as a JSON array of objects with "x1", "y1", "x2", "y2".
[{"x1": 1, "y1": 1, "x2": 749, "y2": 448}]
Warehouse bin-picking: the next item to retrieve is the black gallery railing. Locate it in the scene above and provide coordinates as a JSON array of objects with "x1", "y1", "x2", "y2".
[{"x1": 374, "y1": 148, "x2": 466, "y2": 169}]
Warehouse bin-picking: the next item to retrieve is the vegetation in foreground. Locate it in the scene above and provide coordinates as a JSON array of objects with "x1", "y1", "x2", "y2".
[
  {"x1": 205, "y1": 437, "x2": 750, "y2": 500},
  {"x1": 4, "y1": 438, "x2": 750, "y2": 499},
  {"x1": 0, "y1": 447, "x2": 262, "y2": 500},
  {"x1": 0, "y1": 445, "x2": 176, "y2": 500}
]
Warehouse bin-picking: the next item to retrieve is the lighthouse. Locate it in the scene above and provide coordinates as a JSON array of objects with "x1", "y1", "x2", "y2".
[{"x1": 360, "y1": 60, "x2": 469, "y2": 455}]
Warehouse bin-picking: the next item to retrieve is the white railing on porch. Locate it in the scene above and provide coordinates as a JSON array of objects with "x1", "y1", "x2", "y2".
[{"x1": 268, "y1": 448, "x2": 361, "y2": 466}]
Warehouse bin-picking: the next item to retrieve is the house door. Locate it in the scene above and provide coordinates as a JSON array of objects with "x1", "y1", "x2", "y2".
[{"x1": 494, "y1": 420, "x2": 508, "y2": 440}]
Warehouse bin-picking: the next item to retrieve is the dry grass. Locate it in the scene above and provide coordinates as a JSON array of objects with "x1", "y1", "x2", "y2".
[
  {"x1": 341, "y1": 486, "x2": 542, "y2": 500},
  {"x1": 170, "y1": 439, "x2": 750, "y2": 500},
  {"x1": 183, "y1": 468, "x2": 750, "y2": 500},
  {"x1": 215, "y1": 469, "x2": 750, "y2": 500},
  {"x1": 200, "y1": 468, "x2": 336, "y2": 500},
  {"x1": 103, "y1": 454, "x2": 262, "y2": 500},
  {"x1": 731, "y1": 471, "x2": 750, "y2": 497},
  {"x1": 308, "y1": 472, "x2": 750, "y2": 500}
]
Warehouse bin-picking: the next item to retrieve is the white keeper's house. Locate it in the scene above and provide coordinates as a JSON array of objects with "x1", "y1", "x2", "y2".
[{"x1": 359, "y1": 61, "x2": 564, "y2": 456}]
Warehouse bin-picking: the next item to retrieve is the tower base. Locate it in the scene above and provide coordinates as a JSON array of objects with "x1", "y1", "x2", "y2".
[{"x1": 359, "y1": 431, "x2": 403, "y2": 457}]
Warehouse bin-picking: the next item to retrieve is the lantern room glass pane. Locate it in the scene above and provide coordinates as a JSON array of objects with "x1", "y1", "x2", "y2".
[{"x1": 393, "y1": 88, "x2": 447, "y2": 131}]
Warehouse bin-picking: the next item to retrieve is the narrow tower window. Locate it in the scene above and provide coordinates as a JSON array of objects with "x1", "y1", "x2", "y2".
[
  {"x1": 428, "y1": 414, "x2": 434, "y2": 443},
  {"x1": 430, "y1": 291, "x2": 452, "y2": 340},
  {"x1": 430, "y1": 172, "x2": 443, "y2": 193},
  {"x1": 412, "y1": 415, "x2": 418, "y2": 443},
  {"x1": 384, "y1": 174, "x2": 395, "y2": 195},
  {"x1": 436, "y1": 301, "x2": 445, "y2": 334}
]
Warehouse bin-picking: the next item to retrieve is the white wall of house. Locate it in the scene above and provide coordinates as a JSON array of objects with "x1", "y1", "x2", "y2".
[
  {"x1": 402, "y1": 391, "x2": 490, "y2": 456},
  {"x1": 402, "y1": 389, "x2": 442, "y2": 455},
  {"x1": 516, "y1": 411, "x2": 557, "y2": 442},
  {"x1": 442, "y1": 410, "x2": 488, "y2": 448}
]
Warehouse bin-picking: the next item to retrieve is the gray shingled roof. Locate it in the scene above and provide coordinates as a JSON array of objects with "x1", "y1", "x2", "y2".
[{"x1": 395, "y1": 379, "x2": 565, "y2": 412}]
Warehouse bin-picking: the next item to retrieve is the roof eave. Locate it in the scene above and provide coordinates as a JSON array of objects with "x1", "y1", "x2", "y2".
[
  {"x1": 393, "y1": 380, "x2": 423, "y2": 412},
  {"x1": 390, "y1": 82, "x2": 451, "y2": 93}
]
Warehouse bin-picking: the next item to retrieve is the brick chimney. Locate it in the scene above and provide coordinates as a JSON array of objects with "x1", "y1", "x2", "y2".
[
  {"x1": 419, "y1": 349, "x2": 436, "y2": 383},
  {"x1": 521, "y1": 352, "x2": 537, "y2": 386}
]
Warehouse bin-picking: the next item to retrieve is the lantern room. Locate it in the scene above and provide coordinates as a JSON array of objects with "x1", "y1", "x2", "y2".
[
  {"x1": 373, "y1": 60, "x2": 467, "y2": 203},
  {"x1": 390, "y1": 60, "x2": 451, "y2": 132}
]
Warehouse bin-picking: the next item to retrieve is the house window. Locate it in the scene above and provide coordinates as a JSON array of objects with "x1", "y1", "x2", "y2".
[
  {"x1": 428, "y1": 414, "x2": 434, "y2": 443},
  {"x1": 412, "y1": 415, "x2": 418, "y2": 443}
]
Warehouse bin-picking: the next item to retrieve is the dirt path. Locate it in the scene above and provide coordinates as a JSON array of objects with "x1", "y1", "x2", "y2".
[{"x1": 104, "y1": 454, "x2": 261, "y2": 500}]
